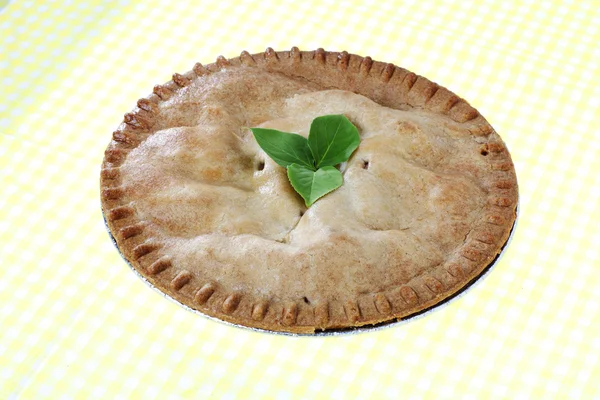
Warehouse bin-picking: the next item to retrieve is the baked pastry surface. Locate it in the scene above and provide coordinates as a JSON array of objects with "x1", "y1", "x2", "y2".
[{"x1": 101, "y1": 48, "x2": 518, "y2": 333}]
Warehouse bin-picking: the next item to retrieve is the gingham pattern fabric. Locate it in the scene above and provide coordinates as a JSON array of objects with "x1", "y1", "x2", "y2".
[{"x1": 1, "y1": 0, "x2": 599, "y2": 398}]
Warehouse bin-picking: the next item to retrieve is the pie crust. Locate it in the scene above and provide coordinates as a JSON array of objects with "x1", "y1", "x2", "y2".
[{"x1": 100, "y1": 48, "x2": 518, "y2": 334}]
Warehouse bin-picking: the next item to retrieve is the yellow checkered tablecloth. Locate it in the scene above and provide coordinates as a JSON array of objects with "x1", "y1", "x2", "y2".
[{"x1": 1, "y1": 0, "x2": 599, "y2": 398}]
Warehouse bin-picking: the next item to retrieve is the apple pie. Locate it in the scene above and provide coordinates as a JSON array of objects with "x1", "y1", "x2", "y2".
[{"x1": 101, "y1": 48, "x2": 518, "y2": 333}]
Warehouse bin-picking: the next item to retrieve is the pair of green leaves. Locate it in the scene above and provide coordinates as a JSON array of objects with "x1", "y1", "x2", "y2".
[{"x1": 250, "y1": 114, "x2": 360, "y2": 206}]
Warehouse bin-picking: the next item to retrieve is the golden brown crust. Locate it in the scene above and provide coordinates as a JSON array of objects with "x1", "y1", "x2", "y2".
[{"x1": 101, "y1": 48, "x2": 518, "y2": 334}]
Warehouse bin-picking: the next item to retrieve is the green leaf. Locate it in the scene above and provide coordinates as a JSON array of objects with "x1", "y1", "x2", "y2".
[
  {"x1": 249, "y1": 128, "x2": 315, "y2": 169},
  {"x1": 308, "y1": 114, "x2": 360, "y2": 168},
  {"x1": 249, "y1": 115, "x2": 360, "y2": 207},
  {"x1": 287, "y1": 164, "x2": 343, "y2": 207}
]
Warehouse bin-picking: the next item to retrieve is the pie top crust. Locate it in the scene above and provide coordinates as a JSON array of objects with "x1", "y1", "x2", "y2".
[{"x1": 101, "y1": 48, "x2": 518, "y2": 334}]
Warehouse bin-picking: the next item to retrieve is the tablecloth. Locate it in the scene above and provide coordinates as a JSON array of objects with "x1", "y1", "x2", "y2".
[{"x1": 1, "y1": 0, "x2": 599, "y2": 398}]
